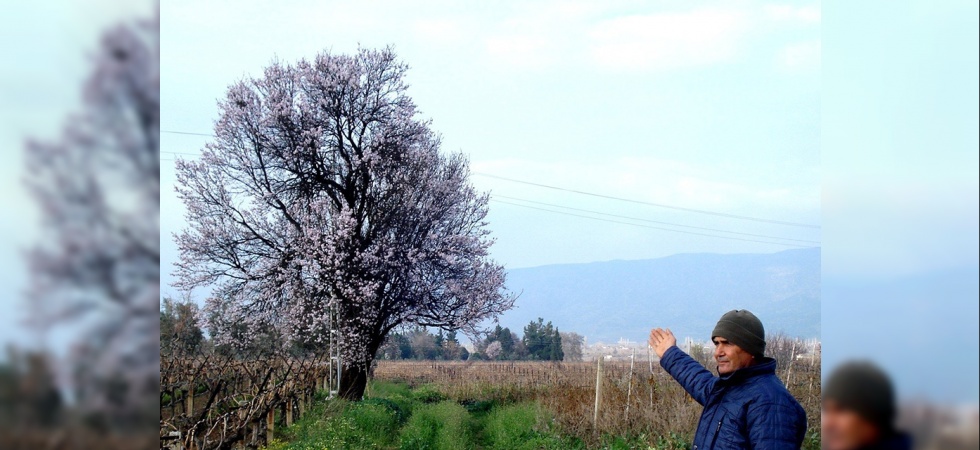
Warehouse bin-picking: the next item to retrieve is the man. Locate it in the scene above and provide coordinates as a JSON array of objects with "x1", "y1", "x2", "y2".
[
  {"x1": 822, "y1": 361, "x2": 913, "y2": 450},
  {"x1": 649, "y1": 309, "x2": 807, "y2": 449}
]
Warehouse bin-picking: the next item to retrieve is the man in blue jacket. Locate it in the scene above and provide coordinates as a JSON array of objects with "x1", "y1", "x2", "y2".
[{"x1": 649, "y1": 309, "x2": 807, "y2": 449}]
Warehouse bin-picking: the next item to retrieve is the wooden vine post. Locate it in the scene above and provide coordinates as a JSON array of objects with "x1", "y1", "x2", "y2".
[
  {"x1": 593, "y1": 356, "x2": 604, "y2": 429},
  {"x1": 266, "y1": 407, "x2": 275, "y2": 445}
]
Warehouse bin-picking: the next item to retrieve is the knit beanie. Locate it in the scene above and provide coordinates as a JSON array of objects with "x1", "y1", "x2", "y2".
[
  {"x1": 711, "y1": 309, "x2": 766, "y2": 358},
  {"x1": 823, "y1": 361, "x2": 896, "y2": 430}
]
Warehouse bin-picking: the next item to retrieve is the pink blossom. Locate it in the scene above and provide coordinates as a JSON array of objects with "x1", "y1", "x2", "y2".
[{"x1": 174, "y1": 47, "x2": 514, "y2": 399}]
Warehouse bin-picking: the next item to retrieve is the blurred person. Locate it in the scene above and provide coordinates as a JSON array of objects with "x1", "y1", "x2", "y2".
[
  {"x1": 649, "y1": 309, "x2": 807, "y2": 449},
  {"x1": 822, "y1": 361, "x2": 912, "y2": 450}
]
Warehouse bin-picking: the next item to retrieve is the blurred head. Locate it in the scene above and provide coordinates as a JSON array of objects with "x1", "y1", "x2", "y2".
[
  {"x1": 822, "y1": 361, "x2": 896, "y2": 450},
  {"x1": 711, "y1": 309, "x2": 765, "y2": 374}
]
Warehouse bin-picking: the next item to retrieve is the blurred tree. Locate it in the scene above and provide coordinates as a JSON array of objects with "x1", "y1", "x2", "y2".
[
  {"x1": 560, "y1": 331, "x2": 584, "y2": 362},
  {"x1": 159, "y1": 296, "x2": 203, "y2": 356},
  {"x1": 485, "y1": 341, "x2": 502, "y2": 360},
  {"x1": 378, "y1": 327, "x2": 471, "y2": 360},
  {"x1": 203, "y1": 294, "x2": 288, "y2": 358},
  {"x1": 689, "y1": 341, "x2": 713, "y2": 368},
  {"x1": 408, "y1": 328, "x2": 440, "y2": 360},
  {"x1": 439, "y1": 330, "x2": 465, "y2": 360},
  {"x1": 481, "y1": 325, "x2": 519, "y2": 360},
  {"x1": 378, "y1": 332, "x2": 412, "y2": 360},
  {"x1": 434, "y1": 330, "x2": 444, "y2": 349},
  {"x1": 766, "y1": 332, "x2": 805, "y2": 372},
  {"x1": 22, "y1": 8, "x2": 159, "y2": 435}
]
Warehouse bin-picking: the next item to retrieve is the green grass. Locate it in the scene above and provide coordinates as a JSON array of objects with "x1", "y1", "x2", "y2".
[
  {"x1": 265, "y1": 394, "x2": 401, "y2": 450},
  {"x1": 399, "y1": 400, "x2": 474, "y2": 450},
  {"x1": 481, "y1": 403, "x2": 582, "y2": 450},
  {"x1": 264, "y1": 381, "x2": 708, "y2": 450}
]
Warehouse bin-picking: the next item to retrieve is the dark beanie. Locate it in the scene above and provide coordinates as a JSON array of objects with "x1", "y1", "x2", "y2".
[
  {"x1": 823, "y1": 361, "x2": 896, "y2": 430},
  {"x1": 711, "y1": 309, "x2": 766, "y2": 358}
]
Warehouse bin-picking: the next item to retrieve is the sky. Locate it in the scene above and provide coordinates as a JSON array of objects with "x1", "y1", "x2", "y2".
[
  {"x1": 0, "y1": 1, "x2": 153, "y2": 350},
  {"x1": 159, "y1": 0, "x2": 822, "y2": 302}
]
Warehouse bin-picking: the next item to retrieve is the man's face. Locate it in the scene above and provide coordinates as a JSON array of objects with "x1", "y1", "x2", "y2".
[
  {"x1": 712, "y1": 337, "x2": 754, "y2": 374},
  {"x1": 821, "y1": 399, "x2": 881, "y2": 450}
]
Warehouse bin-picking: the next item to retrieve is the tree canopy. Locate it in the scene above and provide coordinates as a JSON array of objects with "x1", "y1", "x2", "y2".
[{"x1": 173, "y1": 47, "x2": 514, "y2": 399}]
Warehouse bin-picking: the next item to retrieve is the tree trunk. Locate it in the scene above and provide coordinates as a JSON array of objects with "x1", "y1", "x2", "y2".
[
  {"x1": 338, "y1": 361, "x2": 369, "y2": 401},
  {"x1": 336, "y1": 331, "x2": 385, "y2": 401}
]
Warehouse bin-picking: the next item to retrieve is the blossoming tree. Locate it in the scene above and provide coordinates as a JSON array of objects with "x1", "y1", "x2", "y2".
[
  {"x1": 173, "y1": 47, "x2": 514, "y2": 400},
  {"x1": 24, "y1": 11, "x2": 159, "y2": 430}
]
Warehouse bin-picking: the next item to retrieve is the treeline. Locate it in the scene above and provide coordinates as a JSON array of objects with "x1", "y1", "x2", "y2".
[
  {"x1": 378, "y1": 318, "x2": 583, "y2": 362},
  {"x1": 162, "y1": 297, "x2": 585, "y2": 363},
  {"x1": 377, "y1": 327, "x2": 470, "y2": 361},
  {"x1": 160, "y1": 296, "x2": 330, "y2": 359}
]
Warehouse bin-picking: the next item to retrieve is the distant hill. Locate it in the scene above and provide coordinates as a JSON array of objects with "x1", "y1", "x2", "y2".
[{"x1": 494, "y1": 248, "x2": 820, "y2": 345}]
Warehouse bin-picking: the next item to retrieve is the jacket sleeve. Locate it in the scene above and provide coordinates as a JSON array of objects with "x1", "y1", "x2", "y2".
[
  {"x1": 746, "y1": 401, "x2": 807, "y2": 450},
  {"x1": 658, "y1": 345, "x2": 716, "y2": 406}
]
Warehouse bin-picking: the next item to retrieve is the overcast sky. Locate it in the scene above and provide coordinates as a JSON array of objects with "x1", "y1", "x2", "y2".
[{"x1": 159, "y1": 0, "x2": 822, "y2": 301}]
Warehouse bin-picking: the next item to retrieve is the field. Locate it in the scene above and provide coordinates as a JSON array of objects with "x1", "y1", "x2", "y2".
[{"x1": 262, "y1": 357, "x2": 821, "y2": 449}]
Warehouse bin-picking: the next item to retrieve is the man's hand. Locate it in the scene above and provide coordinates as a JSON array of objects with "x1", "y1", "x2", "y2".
[{"x1": 648, "y1": 328, "x2": 677, "y2": 358}]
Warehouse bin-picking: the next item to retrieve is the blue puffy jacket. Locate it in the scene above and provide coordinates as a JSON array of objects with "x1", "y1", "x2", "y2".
[{"x1": 660, "y1": 345, "x2": 807, "y2": 449}]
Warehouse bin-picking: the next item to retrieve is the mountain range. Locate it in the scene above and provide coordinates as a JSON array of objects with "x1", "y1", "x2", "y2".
[{"x1": 493, "y1": 247, "x2": 820, "y2": 345}]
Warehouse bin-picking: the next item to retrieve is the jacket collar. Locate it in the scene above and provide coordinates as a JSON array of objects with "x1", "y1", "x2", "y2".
[{"x1": 718, "y1": 356, "x2": 777, "y2": 383}]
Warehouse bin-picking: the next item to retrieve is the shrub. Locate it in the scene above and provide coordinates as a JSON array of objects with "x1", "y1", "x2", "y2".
[
  {"x1": 399, "y1": 400, "x2": 472, "y2": 450},
  {"x1": 412, "y1": 384, "x2": 446, "y2": 404}
]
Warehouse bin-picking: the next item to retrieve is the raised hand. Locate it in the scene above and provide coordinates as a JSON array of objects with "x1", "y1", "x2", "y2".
[{"x1": 648, "y1": 327, "x2": 677, "y2": 358}]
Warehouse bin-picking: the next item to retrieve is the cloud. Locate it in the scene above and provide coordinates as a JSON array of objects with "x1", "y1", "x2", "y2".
[{"x1": 585, "y1": 7, "x2": 750, "y2": 72}]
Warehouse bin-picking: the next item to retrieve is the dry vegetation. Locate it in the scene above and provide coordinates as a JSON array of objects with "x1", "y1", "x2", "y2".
[
  {"x1": 157, "y1": 337, "x2": 822, "y2": 449},
  {"x1": 160, "y1": 355, "x2": 332, "y2": 449},
  {"x1": 373, "y1": 352, "x2": 821, "y2": 448}
]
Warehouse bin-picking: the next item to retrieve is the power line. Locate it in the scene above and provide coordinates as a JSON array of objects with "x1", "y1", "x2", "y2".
[
  {"x1": 475, "y1": 173, "x2": 819, "y2": 229},
  {"x1": 160, "y1": 130, "x2": 209, "y2": 159},
  {"x1": 490, "y1": 199, "x2": 816, "y2": 248},
  {"x1": 162, "y1": 130, "x2": 214, "y2": 137},
  {"x1": 157, "y1": 130, "x2": 820, "y2": 230},
  {"x1": 492, "y1": 194, "x2": 820, "y2": 244}
]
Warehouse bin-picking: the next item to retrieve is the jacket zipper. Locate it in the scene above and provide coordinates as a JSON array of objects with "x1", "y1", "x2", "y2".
[{"x1": 709, "y1": 419, "x2": 722, "y2": 449}]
